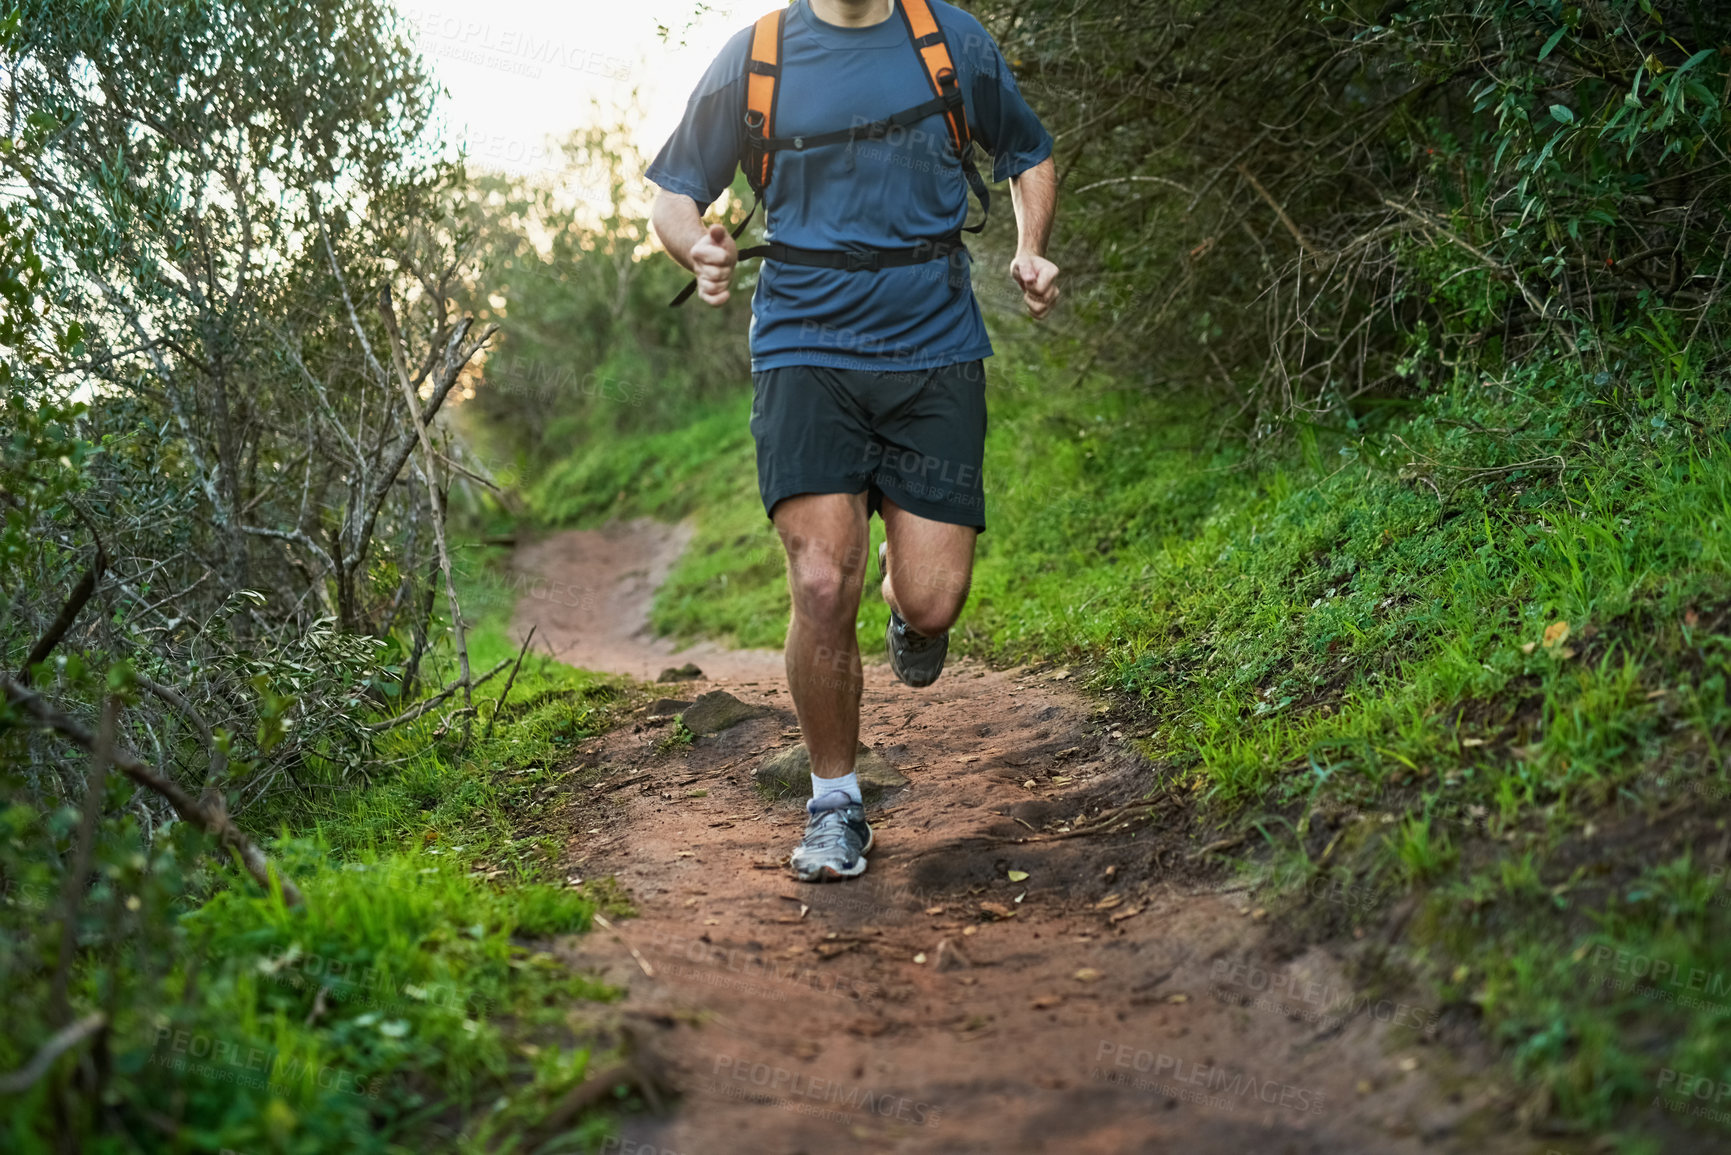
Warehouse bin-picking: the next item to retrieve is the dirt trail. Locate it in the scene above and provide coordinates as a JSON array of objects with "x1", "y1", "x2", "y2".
[{"x1": 511, "y1": 524, "x2": 1547, "y2": 1155}]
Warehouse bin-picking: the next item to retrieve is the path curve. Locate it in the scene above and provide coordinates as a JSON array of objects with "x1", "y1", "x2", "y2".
[{"x1": 511, "y1": 522, "x2": 1540, "y2": 1155}]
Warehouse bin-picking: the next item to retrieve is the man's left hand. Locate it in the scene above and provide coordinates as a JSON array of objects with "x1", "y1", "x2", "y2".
[{"x1": 1009, "y1": 252, "x2": 1061, "y2": 320}]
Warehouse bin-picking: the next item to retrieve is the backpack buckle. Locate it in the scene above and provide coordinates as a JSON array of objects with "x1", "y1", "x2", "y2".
[{"x1": 843, "y1": 250, "x2": 881, "y2": 272}]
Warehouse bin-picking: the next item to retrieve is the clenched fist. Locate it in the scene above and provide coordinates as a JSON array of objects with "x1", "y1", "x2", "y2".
[
  {"x1": 691, "y1": 223, "x2": 739, "y2": 307},
  {"x1": 1009, "y1": 251, "x2": 1061, "y2": 320}
]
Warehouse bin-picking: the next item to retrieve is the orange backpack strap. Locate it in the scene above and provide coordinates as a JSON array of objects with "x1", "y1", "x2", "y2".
[
  {"x1": 743, "y1": 7, "x2": 786, "y2": 193},
  {"x1": 668, "y1": 7, "x2": 783, "y2": 306},
  {"x1": 895, "y1": 0, "x2": 970, "y2": 156}
]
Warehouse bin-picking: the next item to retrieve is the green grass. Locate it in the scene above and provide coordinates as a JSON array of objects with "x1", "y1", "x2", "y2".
[
  {"x1": 0, "y1": 564, "x2": 643, "y2": 1154},
  {"x1": 519, "y1": 331, "x2": 1731, "y2": 1143}
]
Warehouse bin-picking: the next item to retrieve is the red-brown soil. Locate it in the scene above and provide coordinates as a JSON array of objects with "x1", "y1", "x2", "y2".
[{"x1": 511, "y1": 523, "x2": 1552, "y2": 1155}]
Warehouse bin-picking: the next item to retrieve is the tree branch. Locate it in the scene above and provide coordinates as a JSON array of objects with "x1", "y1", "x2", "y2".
[
  {"x1": 2, "y1": 676, "x2": 303, "y2": 906},
  {"x1": 16, "y1": 549, "x2": 106, "y2": 684}
]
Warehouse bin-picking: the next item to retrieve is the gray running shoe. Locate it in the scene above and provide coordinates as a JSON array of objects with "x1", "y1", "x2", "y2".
[
  {"x1": 789, "y1": 795, "x2": 874, "y2": 882},
  {"x1": 880, "y1": 542, "x2": 949, "y2": 688},
  {"x1": 886, "y1": 608, "x2": 949, "y2": 687}
]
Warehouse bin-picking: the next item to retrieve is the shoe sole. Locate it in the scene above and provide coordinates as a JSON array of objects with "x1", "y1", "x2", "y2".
[
  {"x1": 789, "y1": 825, "x2": 874, "y2": 882},
  {"x1": 887, "y1": 617, "x2": 947, "y2": 688}
]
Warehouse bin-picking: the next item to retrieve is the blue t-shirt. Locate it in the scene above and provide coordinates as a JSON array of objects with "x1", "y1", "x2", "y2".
[{"x1": 647, "y1": 0, "x2": 1053, "y2": 372}]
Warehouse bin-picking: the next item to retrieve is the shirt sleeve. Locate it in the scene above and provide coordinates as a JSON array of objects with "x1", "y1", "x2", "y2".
[
  {"x1": 645, "y1": 31, "x2": 749, "y2": 210},
  {"x1": 961, "y1": 27, "x2": 1053, "y2": 182}
]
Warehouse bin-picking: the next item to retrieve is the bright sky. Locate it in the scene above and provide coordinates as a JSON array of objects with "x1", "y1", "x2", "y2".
[{"x1": 389, "y1": 0, "x2": 758, "y2": 181}]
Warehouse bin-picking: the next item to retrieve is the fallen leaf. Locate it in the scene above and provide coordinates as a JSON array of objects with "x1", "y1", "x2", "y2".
[
  {"x1": 1250, "y1": 908, "x2": 1268, "y2": 921},
  {"x1": 913, "y1": 952, "x2": 927, "y2": 964},
  {"x1": 1460, "y1": 737, "x2": 1487, "y2": 748},
  {"x1": 1520, "y1": 641, "x2": 1537, "y2": 654},
  {"x1": 957, "y1": 755, "x2": 979, "y2": 764},
  {"x1": 1094, "y1": 893, "x2": 1124, "y2": 911},
  {"x1": 1073, "y1": 967, "x2": 1102, "y2": 982},
  {"x1": 1109, "y1": 905, "x2": 1144, "y2": 924},
  {"x1": 1685, "y1": 608, "x2": 1700, "y2": 628},
  {"x1": 1542, "y1": 620, "x2": 1571, "y2": 650},
  {"x1": 1031, "y1": 994, "x2": 1063, "y2": 1009},
  {"x1": 925, "y1": 905, "x2": 945, "y2": 915},
  {"x1": 978, "y1": 902, "x2": 1017, "y2": 921},
  {"x1": 1014, "y1": 892, "x2": 1026, "y2": 903},
  {"x1": 1166, "y1": 992, "x2": 1189, "y2": 1004},
  {"x1": 962, "y1": 925, "x2": 978, "y2": 936},
  {"x1": 703, "y1": 918, "x2": 720, "y2": 925},
  {"x1": 1007, "y1": 869, "x2": 1030, "y2": 882},
  {"x1": 1022, "y1": 779, "x2": 1037, "y2": 789},
  {"x1": 1398, "y1": 1056, "x2": 1419, "y2": 1072}
]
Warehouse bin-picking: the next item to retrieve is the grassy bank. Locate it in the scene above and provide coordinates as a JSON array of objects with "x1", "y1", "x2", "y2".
[
  {"x1": 2, "y1": 584, "x2": 641, "y2": 1154},
  {"x1": 521, "y1": 334, "x2": 1731, "y2": 1144}
]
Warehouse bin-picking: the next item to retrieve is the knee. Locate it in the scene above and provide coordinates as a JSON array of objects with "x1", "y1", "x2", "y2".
[
  {"x1": 788, "y1": 561, "x2": 857, "y2": 627},
  {"x1": 900, "y1": 598, "x2": 963, "y2": 638},
  {"x1": 890, "y1": 558, "x2": 970, "y2": 636}
]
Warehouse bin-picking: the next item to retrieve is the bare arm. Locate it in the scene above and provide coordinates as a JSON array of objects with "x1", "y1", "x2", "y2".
[
  {"x1": 1007, "y1": 156, "x2": 1060, "y2": 319},
  {"x1": 650, "y1": 189, "x2": 739, "y2": 307}
]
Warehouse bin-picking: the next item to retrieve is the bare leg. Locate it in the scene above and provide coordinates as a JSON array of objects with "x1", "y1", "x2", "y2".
[
  {"x1": 773, "y1": 492, "x2": 870, "y2": 781},
  {"x1": 879, "y1": 497, "x2": 977, "y2": 636}
]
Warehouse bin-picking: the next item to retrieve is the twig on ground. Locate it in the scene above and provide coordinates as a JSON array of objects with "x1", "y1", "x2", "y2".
[
  {"x1": 483, "y1": 626, "x2": 536, "y2": 743},
  {"x1": 366, "y1": 658, "x2": 512, "y2": 732}
]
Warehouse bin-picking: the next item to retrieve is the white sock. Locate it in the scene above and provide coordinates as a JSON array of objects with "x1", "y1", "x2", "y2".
[{"x1": 812, "y1": 770, "x2": 862, "y2": 806}]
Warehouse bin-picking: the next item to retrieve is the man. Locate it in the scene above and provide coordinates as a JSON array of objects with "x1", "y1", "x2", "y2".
[{"x1": 647, "y1": 0, "x2": 1058, "y2": 882}]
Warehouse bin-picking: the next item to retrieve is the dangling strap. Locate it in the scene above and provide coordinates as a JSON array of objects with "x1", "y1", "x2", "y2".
[{"x1": 667, "y1": 195, "x2": 761, "y2": 307}]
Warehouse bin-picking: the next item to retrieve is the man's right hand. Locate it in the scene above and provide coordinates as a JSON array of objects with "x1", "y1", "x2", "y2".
[{"x1": 690, "y1": 223, "x2": 739, "y2": 307}]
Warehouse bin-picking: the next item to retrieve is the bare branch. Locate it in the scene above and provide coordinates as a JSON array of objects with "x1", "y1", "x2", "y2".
[{"x1": 0, "y1": 1012, "x2": 107, "y2": 1095}]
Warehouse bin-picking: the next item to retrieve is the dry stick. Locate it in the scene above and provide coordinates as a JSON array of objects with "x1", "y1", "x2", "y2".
[
  {"x1": 16, "y1": 550, "x2": 106, "y2": 684},
  {"x1": 2, "y1": 675, "x2": 303, "y2": 906},
  {"x1": 366, "y1": 658, "x2": 512, "y2": 733},
  {"x1": 1236, "y1": 163, "x2": 1318, "y2": 260},
  {"x1": 483, "y1": 625, "x2": 536, "y2": 743},
  {"x1": 377, "y1": 287, "x2": 473, "y2": 739},
  {"x1": 0, "y1": 1012, "x2": 108, "y2": 1095},
  {"x1": 1380, "y1": 197, "x2": 1578, "y2": 355}
]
